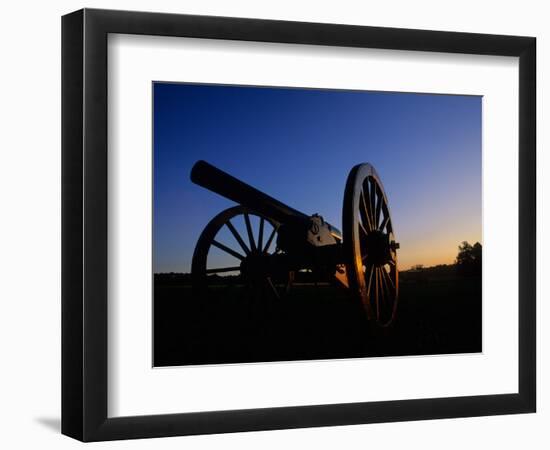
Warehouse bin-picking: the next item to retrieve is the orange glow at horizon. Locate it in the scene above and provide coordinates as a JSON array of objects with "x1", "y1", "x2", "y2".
[{"x1": 396, "y1": 219, "x2": 481, "y2": 270}]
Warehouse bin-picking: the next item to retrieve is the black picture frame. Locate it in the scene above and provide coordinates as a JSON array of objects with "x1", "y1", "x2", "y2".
[{"x1": 62, "y1": 8, "x2": 536, "y2": 442}]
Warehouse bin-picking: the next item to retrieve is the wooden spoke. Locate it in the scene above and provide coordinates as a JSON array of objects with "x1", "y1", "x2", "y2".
[
  {"x1": 369, "y1": 178, "x2": 377, "y2": 229},
  {"x1": 363, "y1": 180, "x2": 374, "y2": 230},
  {"x1": 382, "y1": 267, "x2": 388, "y2": 304},
  {"x1": 382, "y1": 266, "x2": 396, "y2": 291},
  {"x1": 359, "y1": 220, "x2": 369, "y2": 238},
  {"x1": 263, "y1": 226, "x2": 277, "y2": 253},
  {"x1": 257, "y1": 217, "x2": 264, "y2": 251},
  {"x1": 205, "y1": 266, "x2": 241, "y2": 274},
  {"x1": 359, "y1": 190, "x2": 373, "y2": 232},
  {"x1": 379, "y1": 214, "x2": 390, "y2": 232},
  {"x1": 266, "y1": 277, "x2": 280, "y2": 299},
  {"x1": 379, "y1": 268, "x2": 389, "y2": 308},
  {"x1": 243, "y1": 213, "x2": 256, "y2": 252},
  {"x1": 375, "y1": 187, "x2": 382, "y2": 228},
  {"x1": 225, "y1": 219, "x2": 250, "y2": 255},
  {"x1": 366, "y1": 264, "x2": 374, "y2": 297},
  {"x1": 211, "y1": 240, "x2": 245, "y2": 261}
]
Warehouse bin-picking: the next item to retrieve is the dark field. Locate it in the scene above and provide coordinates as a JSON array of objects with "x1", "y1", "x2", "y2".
[{"x1": 154, "y1": 276, "x2": 481, "y2": 366}]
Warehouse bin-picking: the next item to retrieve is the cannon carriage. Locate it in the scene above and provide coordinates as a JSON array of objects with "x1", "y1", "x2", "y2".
[{"x1": 190, "y1": 160, "x2": 399, "y2": 327}]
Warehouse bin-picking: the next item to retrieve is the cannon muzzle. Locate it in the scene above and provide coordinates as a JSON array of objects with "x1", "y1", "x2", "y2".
[{"x1": 190, "y1": 160, "x2": 309, "y2": 224}]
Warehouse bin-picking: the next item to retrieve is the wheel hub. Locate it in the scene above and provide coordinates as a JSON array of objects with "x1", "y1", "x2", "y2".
[
  {"x1": 363, "y1": 231, "x2": 393, "y2": 266},
  {"x1": 240, "y1": 251, "x2": 272, "y2": 280}
]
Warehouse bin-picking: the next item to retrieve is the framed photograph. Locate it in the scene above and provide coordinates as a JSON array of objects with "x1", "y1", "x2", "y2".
[{"x1": 61, "y1": 8, "x2": 536, "y2": 441}]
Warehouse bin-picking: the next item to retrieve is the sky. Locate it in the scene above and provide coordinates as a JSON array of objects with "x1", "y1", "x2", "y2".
[{"x1": 153, "y1": 82, "x2": 481, "y2": 273}]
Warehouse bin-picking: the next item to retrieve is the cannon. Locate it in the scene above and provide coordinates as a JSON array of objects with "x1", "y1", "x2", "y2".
[{"x1": 190, "y1": 160, "x2": 399, "y2": 327}]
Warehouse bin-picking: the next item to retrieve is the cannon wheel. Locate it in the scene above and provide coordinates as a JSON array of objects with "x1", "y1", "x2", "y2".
[
  {"x1": 342, "y1": 163, "x2": 399, "y2": 327},
  {"x1": 192, "y1": 205, "x2": 293, "y2": 299}
]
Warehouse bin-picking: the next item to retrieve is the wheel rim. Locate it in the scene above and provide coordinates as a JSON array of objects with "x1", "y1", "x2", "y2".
[
  {"x1": 343, "y1": 164, "x2": 399, "y2": 326},
  {"x1": 191, "y1": 206, "x2": 291, "y2": 299}
]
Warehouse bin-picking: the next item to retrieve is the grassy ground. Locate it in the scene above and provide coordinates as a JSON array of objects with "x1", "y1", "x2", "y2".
[{"x1": 153, "y1": 277, "x2": 481, "y2": 366}]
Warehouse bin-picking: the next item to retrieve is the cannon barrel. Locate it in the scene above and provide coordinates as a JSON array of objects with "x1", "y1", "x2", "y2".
[{"x1": 191, "y1": 160, "x2": 309, "y2": 224}]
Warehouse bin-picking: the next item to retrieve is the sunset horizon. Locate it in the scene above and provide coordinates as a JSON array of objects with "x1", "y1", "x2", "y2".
[{"x1": 153, "y1": 83, "x2": 481, "y2": 274}]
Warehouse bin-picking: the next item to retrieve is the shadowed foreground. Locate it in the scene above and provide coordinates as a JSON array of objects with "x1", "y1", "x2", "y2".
[{"x1": 154, "y1": 277, "x2": 481, "y2": 366}]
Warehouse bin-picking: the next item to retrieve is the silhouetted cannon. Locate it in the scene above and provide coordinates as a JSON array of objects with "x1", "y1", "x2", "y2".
[{"x1": 191, "y1": 160, "x2": 399, "y2": 327}]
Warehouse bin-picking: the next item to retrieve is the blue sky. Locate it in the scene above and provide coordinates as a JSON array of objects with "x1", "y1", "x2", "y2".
[{"x1": 153, "y1": 82, "x2": 481, "y2": 273}]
